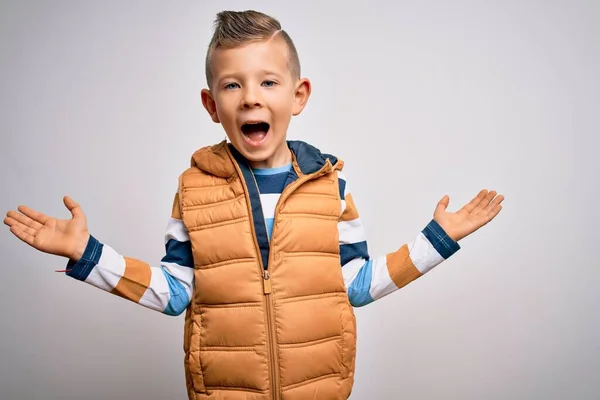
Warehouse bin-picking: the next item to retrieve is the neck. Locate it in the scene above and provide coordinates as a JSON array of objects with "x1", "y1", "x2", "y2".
[{"x1": 247, "y1": 147, "x2": 292, "y2": 169}]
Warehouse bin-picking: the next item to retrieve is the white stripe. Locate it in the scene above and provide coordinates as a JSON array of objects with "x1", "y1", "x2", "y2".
[
  {"x1": 161, "y1": 261, "x2": 195, "y2": 295},
  {"x1": 260, "y1": 193, "x2": 280, "y2": 219},
  {"x1": 337, "y1": 171, "x2": 350, "y2": 198},
  {"x1": 342, "y1": 257, "x2": 367, "y2": 289},
  {"x1": 84, "y1": 244, "x2": 126, "y2": 291},
  {"x1": 165, "y1": 218, "x2": 189, "y2": 243},
  {"x1": 369, "y1": 255, "x2": 399, "y2": 301},
  {"x1": 138, "y1": 267, "x2": 171, "y2": 311},
  {"x1": 408, "y1": 232, "x2": 445, "y2": 274},
  {"x1": 343, "y1": 184, "x2": 350, "y2": 200},
  {"x1": 137, "y1": 262, "x2": 194, "y2": 311},
  {"x1": 338, "y1": 170, "x2": 350, "y2": 213},
  {"x1": 338, "y1": 218, "x2": 367, "y2": 244}
]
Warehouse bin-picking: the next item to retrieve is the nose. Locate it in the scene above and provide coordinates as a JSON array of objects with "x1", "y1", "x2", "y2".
[{"x1": 241, "y1": 85, "x2": 263, "y2": 109}]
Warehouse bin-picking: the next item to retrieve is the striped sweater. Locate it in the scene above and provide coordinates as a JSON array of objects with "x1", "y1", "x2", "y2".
[{"x1": 65, "y1": 166, "x2": 460, "y2": 315}]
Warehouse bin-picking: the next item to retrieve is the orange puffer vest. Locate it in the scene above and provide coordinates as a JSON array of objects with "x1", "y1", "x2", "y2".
[{"x1": 177, "y1": 140, "x2": 357, "y2": 400}]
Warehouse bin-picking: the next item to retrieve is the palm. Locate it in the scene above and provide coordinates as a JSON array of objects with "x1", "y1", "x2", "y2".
[
  {"x1": 33, "y1": 214, "x2": 87, "y2": 256},
  {"x1": 433, "y1": 189, "x2": 504, "y2": 242},
  {"x1": 4, "y1": 196, "x2": 89, "y2": 260}
]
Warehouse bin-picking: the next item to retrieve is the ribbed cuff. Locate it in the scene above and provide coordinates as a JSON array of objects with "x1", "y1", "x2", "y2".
[
  {"x1": 64, "y1": 235, "x2": 103, "y2": 281},
  {"x1": 422, "y1": 219, "x2": 460, "y2": 259}
]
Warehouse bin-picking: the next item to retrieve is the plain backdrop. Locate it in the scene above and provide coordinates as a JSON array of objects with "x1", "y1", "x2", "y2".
[{"x1": 1, "y1": 1, "x2": 598, "y2": 399}]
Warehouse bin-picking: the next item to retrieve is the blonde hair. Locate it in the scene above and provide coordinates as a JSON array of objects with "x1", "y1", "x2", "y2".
[{"x1": 205, "y1": 10, "x2": 301, "y2": 88}]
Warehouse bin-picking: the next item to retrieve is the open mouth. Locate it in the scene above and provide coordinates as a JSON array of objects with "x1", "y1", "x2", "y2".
[{"x1": 241, "y1": 121, "x2": 270, "y2": 146}]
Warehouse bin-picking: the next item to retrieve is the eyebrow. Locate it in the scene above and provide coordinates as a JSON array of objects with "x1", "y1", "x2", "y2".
[
  {"x1": 216, "y1": 74, "x2": 238, "y2": 85},
  {"x1": 216, "y1": 70, "x2": 284, "y2": 85},
  {"x1": 261, "y1": 70, "x2": 283, "y2": 77}
]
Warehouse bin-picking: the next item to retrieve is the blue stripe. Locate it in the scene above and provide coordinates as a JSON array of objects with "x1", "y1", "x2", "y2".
[
  {"x1": 66, "y1": 235, "x2": 103, "y2": 281},
  {"x1": 162, "y1": 239, "x2": 193, "y2": 267},
  {"x1": 161, "y1": 270, "x2": 190, "y2": 316},
  {"x1": 338, "y1": 177, "x2": 346, "y2": 200},
  {"x1": 265, "y1": 218, "x2": 274, "y2": 240},
  {"x1": 340, "y1": 241, "x2": 369, "y2": 266},
  {"x1": 422, "y1": 219, "x2": 461, "y2": 259},
  {"x1": 230, "y1": 145, "x2": 270, "y2": 269},
  {"x1": 347, "y1": 260, "x2": 374, "y2": 307},
  {"x1": 252, "y1": 164, "x2": 292, "y2": 175}
]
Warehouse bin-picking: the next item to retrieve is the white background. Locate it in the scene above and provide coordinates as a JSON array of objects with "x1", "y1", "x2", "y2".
[{"x1": 0, "y1": 1, "x2": 598, "y2": 399}]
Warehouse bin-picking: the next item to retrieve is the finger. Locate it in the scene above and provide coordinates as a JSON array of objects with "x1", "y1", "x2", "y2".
[
  {"x1": 484, "y1": 194, "x2": 504, "y2": 212},
  {"x1": 4, "y1": 216, "x2": 36, "y2": 235},
  {"x1": 434, "y1": 195, "x2": 450, "y2": 216},
  {"x1": 487, "y1": 204, "x2": 503, "y2": 220},
  {"x1": 22, "y1": 224, "x2": 37, "y2": 237},
  {"x1": 474, "y1": 190, "x2": 496, "y2": 215},
  {"x1": 462, "y1": 189, "x2": 488, "y2": 213},
  {"x1": 4, "y1": 216, "x2": 20, "y2": 228},
  {"x1": 17, "y1": 205, "x2": 49, "y2": 225},
  {"x1": 10, "y1": 225, "x2": 35, "y2": 246},
  {"x1": 64, "y1": 196, "x2": 84, "y2": 218},
  {"x1": 5, "y1": 210, "x2": 43, "y2": 230}
]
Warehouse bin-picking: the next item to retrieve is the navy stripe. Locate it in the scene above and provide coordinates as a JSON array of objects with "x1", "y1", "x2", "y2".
[
  {"x1": 283, "y1": 168, "x2": 299, "y2": 188},
  {"x1": 230, "y1": 146, "x2": 270, "y2": 269},
  {"x1": 338, "y1": 177, "x2": 346, "y2": 200},
  {"x1": 66, "y1": 235, "x2": 103, "y2": 281},
  {"x1": 254, "y1": 172, "x2": 289, "y2": 194},
  {"x1": 162, "y1": 239, "x2": 193, "y2": 267},
  {"x1": 422, "y1": 219, "x2": 461, "y2": 259},
  {"x1": 340, "y1": 241, "x2": 369, "y2": 266}
]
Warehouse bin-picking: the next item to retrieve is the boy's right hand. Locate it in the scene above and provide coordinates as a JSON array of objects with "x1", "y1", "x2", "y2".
[{"x1": 3, "y1": 196, "x2": 90, "y2": 262}]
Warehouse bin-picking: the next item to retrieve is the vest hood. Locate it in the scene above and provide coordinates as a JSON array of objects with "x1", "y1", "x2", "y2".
[{"x1": 190, "y1": 140, "x2": 342, "y2": 178}]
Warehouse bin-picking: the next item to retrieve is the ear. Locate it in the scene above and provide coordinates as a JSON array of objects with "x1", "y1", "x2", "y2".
[
  {"x1": 292, "y1": 78, "x2": 311, "y2": 116},
  {"x1": 201, "y1": 88, "x2": 220, "y2": 123}
]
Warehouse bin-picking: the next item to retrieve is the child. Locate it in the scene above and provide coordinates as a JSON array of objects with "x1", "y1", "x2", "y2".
[{"x1": 4, "y1": 9, "x2": 504, "y2": 400}]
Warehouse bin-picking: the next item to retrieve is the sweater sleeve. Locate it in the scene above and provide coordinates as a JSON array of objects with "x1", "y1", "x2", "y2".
[
  {"x1": 63, "y1": 192, "x2": 194, "y2": 316},
  {"x1": 337, "y1": 171, "x2": 460, "y2": 307}
]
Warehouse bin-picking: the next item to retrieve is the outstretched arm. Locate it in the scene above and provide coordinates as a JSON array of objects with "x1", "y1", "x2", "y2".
[
  {"x1": 4, "y1": 192, "x2": 195, "y2": 316},
  {"x1": 336, "y1": 171, "x2": 504, "y2": 307}
]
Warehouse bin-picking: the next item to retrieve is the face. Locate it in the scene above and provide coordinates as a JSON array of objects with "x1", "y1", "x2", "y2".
[{"x1": 201, "y1": 36, "x2": 311, "y2": 169}]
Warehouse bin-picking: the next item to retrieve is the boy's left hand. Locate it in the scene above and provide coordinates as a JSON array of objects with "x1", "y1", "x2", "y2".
[{"x1": 433, "y1": 189, "x2": 504, "y2": 242}]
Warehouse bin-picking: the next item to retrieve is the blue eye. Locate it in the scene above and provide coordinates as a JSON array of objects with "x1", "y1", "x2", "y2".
[
  {"x1": 262, "y1": 80, "x2": 276, "y2": 87},
  {"x1": 224, "y1": 82, "x2": 239, "y2": 90}
]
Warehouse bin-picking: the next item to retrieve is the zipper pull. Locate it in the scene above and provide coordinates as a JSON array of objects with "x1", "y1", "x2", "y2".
[{"x1": 262, "y1": 269, "x2": 272, "y2": 294}]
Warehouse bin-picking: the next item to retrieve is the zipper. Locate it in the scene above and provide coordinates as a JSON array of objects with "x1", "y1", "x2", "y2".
[
  {"x1": 247, "y1": 167, "x2": 278, "y2": 400},
  {"x1": 263, "y1": 269, "x2": 277, "y2": 400},
  {"x1": 225, "y1": 144, "x2": 335, "y2": 400},
  {"x1": 259, "y1": 160, "x2": 334, "y2": 399}
]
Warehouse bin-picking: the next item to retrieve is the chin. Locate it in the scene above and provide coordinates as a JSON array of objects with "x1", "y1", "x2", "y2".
[{"x1": 238, "y1": 146, "x2": 275, "y2": 163}]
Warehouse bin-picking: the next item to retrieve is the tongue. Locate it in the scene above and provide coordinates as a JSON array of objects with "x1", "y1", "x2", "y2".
[{"x1": 246, "y1": 130, "x2": 267, "y2": 142}]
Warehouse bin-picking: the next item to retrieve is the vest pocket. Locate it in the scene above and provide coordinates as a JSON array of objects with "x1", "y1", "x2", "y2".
[
  {"x1": 339, "y1": 295, "x2": 357, "y2": 379},
  {"x1": 186, "y1": 313, "x2": 206, "y2": 393}
]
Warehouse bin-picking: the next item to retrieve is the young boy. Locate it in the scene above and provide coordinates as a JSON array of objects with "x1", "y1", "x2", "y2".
[{"x1": 4, "y1": 10, "x2": 504, "y2": 400}]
